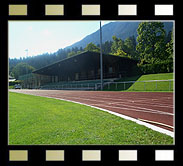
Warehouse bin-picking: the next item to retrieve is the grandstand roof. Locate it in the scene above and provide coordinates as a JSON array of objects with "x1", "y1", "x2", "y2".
[{"x1": 33, "y1": 51, "x2": 138, "y2": 76}]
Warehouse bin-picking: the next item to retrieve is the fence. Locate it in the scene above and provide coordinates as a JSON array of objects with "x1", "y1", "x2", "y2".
[
  {"x1": 41, "y1": 83, "x2": 97, "y2": 90},
  {"x1": 101, "y1": 79, "x2": 174, "y2": 91},
  {"x1": 40, "y1": 79, "x2": 174, "y2": 91}
]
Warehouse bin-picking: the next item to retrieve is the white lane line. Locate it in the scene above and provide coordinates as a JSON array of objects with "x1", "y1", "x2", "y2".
[
  {"x1": 58, "y1": 93, "x2": 153, "y2": 102},
  {"x1": 80, "y1": 93, "x2": 173, "y2": 102},
  {"x1": 137, "y1": 118, "x2": 174, "y2": 129},
  {"x1": 41, "y1": 95, "x2": 175, "y2": 137},
  {"x1": 11, "y1": 90, "x2": 173, "y2": 113},
  {"x1": 59, "y1": 94, "x2": 173, "y2": 108},
  {"x1": 56, "y1": 93, "x2": 173, "y2": 108},
  {"x1": 106, "y1": 102, "x2": 173, "y2": 115},
  {"x1": 20, "y1": 90, "x2": 173, "y2": 108},
  {"x1": 106, "y1": 101, "x2": 173, "y2": 108},
  {"x1": 92, "y1": 104, "x2": 173, "y2": 116},
  {"x1": 49, "y1": 95, "x2": 173, "y2": 116},
  {"x1": 10, "y1": 91, "x2": 174, "y2": 137},
  {"x1": 12, "y1": 90, "x2": 173, "y2": 113},
  {"x1": 46, "y1": 95, "x2": 173, "y2": 116}
]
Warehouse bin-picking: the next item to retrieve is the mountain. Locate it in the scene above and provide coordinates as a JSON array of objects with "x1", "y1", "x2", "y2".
[{"x1": 65, "y1": 21, "x2": 173, "y2": 50}]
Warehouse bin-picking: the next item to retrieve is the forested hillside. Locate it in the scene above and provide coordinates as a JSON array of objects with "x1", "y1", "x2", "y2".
[
  {"x1": 9, "y1": 21, "x2": 173, "y2": 79},
  {"x1": 65, "y1": 22, "x2": 173, "y2": 49}
]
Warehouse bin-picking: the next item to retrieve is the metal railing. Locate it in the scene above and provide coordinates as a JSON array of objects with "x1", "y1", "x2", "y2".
[
  {"x1": 41, "y1": 83, "x2": 97, "y2": 90},
  {"x1": 99, "y1": 79, "x2": 174, "y2": 91},
  {"x1": 40, "y1": 79, "x2": 174, "y2": 91}
]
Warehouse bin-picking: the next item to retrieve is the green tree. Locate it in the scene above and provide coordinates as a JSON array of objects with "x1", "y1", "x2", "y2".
[
  {"x1": 111, "y1": 35, "x2": 130, "y2": 58},
  {"x1": 67, "y1": 51, "x2": 76, "y2": 58},
  {"x1": 111, "y1": 36, "x2": 124, "y2": 54},
  {"x1": 124, "y1": 36, "x2": 137, "y2": 59},
  {"x1": 166, "y1": 31, "x2": 173, "y2": 60},
  {"x1": 84, "y1": 42, "x2": 100, "y2": 52},
  {"x1": 113, "y1": 49, "x2": 127, "y2": 57},
  {"x1": 136, "y1": 22, "x2": 166, "y2": 64},
  {"x1": 102, "y1": 41, "x2": 113, "y2": 54},
  {"x1": 12, "y1": 62, "x2": 35, "y2": 79},
  {"x1": 165, "y1": 30, "x2": 172, "y2": 44}
]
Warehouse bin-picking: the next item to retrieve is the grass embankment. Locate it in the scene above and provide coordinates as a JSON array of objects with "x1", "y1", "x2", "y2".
[
  {"x1": 9, "y1": 92, "x2": 173, "y2": 145},
  {"x1": 104, "y1": 73, "x2": 174, "y2": 92}
]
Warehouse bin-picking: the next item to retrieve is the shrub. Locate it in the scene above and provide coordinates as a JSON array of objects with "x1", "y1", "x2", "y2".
[
  {"x1": 138, "y1": 60, "x2": 173, "y2": 74},
  {"x1": 9, "y1": 80, "x2": 22, "y2": 86}
]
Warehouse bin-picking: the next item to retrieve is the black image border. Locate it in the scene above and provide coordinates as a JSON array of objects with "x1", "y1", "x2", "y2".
[{"x1": 0, "y1": 0, "x2": 181, "y2": 166}]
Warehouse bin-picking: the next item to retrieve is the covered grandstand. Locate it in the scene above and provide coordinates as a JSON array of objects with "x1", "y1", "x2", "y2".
[{"x1": 19, "y1": 51, "x2": 139, "y2": 90}]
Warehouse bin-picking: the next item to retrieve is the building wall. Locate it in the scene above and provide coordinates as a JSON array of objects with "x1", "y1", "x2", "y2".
[
  {"x1": 24, "y1": 52, "x2": 139, "y2": 88},
  {"x1": 22, "y1": 74, "x2": 52, "y2": 89}
]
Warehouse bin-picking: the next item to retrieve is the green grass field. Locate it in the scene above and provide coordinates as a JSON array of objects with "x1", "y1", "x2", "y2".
[
  {"x1": 9, "y1": 92, "x2": 173, "y2": 145},
  {"x1": 104, "y1": 73, "x2": 174, "y2": 91}
]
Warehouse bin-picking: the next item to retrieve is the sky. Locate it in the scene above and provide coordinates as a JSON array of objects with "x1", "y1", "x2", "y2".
[{"x1": 9, "y1": 21, "x2": 112, "y2": 59}]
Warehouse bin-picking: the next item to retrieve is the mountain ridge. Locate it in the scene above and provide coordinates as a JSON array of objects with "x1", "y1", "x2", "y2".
[{"x1": 65, "y1": 21, "x2": 173, "y2": 50}]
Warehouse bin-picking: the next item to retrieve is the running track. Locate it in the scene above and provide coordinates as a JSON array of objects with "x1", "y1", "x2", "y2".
[{"x1": 10, "y1": 90, "x2": 174, "y2": 132}]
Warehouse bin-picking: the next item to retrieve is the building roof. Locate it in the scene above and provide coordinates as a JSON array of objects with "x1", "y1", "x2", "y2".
[{"x1": 33, "y1": 51, "x2": 138, "y2": 76}]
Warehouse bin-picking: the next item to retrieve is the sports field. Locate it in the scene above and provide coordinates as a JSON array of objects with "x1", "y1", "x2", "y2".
[{"x1": 9, "y1": 91, "x2": 173, "y2": 145}]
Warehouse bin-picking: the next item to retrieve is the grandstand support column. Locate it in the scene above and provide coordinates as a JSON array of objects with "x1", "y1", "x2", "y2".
[
  {"x1": 38, "y1": 75, "x2": 41, "y2": 88},
  {"x1": 34, "y1": 76, "x2": 36, "y2": 88},
  {"x1": 55, "y1": 76, "x2": 58, "y2": 82},
  {"x1": 36, "y1": 74, "x2": 39, "y2": 88},
  {"x1": 52, "y1": 76, "x2": 54, "y2": 83}
]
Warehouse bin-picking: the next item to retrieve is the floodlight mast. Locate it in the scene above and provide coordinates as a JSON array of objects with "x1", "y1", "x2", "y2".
[
  {"x1": 25, "y1": 49, "x2": 29, "y2": 87},
  {"x1": 100, "y1": 21, "x2": 103, "y2": 90},
  {"x1": 25, "y1": 49, "x2": 28, "y2": 75}
]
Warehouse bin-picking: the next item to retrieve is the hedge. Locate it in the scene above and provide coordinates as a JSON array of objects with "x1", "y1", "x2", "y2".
[
  {"x1": 9, "y1": 80, "x2": 22, "y2": 86},
  {"x1": 138, "y1": 60, "x2": 173, "y2": 74}
]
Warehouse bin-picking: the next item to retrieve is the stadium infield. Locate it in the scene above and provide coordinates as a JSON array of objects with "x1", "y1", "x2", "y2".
[{"x1": 10, "y1": 90, "x2": 174, "y2": 134}]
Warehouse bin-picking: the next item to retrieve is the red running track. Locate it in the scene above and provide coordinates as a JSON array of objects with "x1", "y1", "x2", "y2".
[{"x1": 10, "y1": 90, "x2": 174, "y2": 132}]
